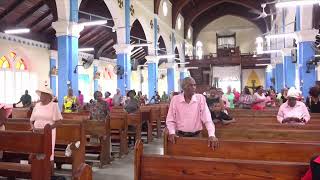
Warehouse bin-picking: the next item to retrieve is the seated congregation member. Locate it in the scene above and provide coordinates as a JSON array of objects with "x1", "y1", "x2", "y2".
[
  {"x1": 0, "y1": 104, "x2": 12, "y2": 130},
  {"x1": 266, "y1": 89, "x2": 276, "y2": 107},
  {"x1": 166, "y1": 77, "x2": 219, "y2": 150},
  {"x1": 252, "y1": 86, "x2": 268, "y2": 110},
  {"x1": 210, "y1": 102, "x2": 236, "y2": 125},
  {"x1": 124, "y1": 90, "x2": 139, "y2": 113},
  {"x1": 277, "y1": 87, "x2": 310, "y2": 124},
  {"x1": 238, "y1": 86, "x2": 254, "y2": 109},
  {"x1": 217, "y1": 88, "x2": 230, "y2": 110},
  {"x1": 63, "y1": 88, "x2": 79, "y2": 113},
  {"x1": 90, "y1": 91, "x2": 110, "y2": 120},
  {"x1": 104, "y1": 91, "x2": 113, "y2": 110},
  {"x1": 16, "y1": 90, "x2": 32, "y2": 107},
  {"x1": 224, "y1": 86, "x2": 235, "y2": 109},
  {"x1": 112, "y1": 88, "x2": 123, "y2": 106},
  {"x1": 206, "y1": 87, "x2": 224, "y2": 110},
  {"x1": 306, "y1": 86, "x2": 320, "y2": 113},
  {"x1": 30, "y1": 86, "x2": 62, "y2": 169}
]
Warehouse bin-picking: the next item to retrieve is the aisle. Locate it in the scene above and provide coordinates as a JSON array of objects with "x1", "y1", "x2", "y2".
[{"x1": 93, "y1": 138, "x2": 163, "y2": 180}]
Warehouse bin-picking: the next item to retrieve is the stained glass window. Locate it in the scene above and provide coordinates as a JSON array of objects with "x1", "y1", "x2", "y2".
[
  {"x1": 0, "y1": 56, "x2": 10, "y2": 69},
  {"x1": 15, "y1": 58, "x2": 26, "y2": 70}
]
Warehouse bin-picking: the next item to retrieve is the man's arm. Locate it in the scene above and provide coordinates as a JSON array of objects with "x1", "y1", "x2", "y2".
[
  {"x1": 201, "y1": 101, "x2": 216, "y2": 137},
  {"x1": 166, "y1": 97, "x2": 176, "y2": 135},
  {"x1": 277, "y1": 105, "x2": 285, "y2": 123},
  {"x1": 301, "y1": 103, "x2": 311, "y2": 123}
]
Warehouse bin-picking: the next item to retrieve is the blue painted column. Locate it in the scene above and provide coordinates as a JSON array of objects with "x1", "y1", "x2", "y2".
[
  {"x1": 283, "y1": 56, "x2": 296, "y2": 88},
  {"x1": 167, "y1": 67, "x2": 175, "y2": 93},
  {"x1": 116, "y1": 0, "x2": 131, "y2": 95},
  {"x1": 275, "y1": 64, "x2": 284, "y2": 93},
  {"x1": 93, "y1": 66, "x2": 99, "y2": 92},
  {"x1": 148, "y1": 62, "x2": 158, "y2": 99},
  {"x1": 50, "y1": 57, "x2": 57, "y2": 96},
  {"x1": 298, "y1": 41, "x2": 316, "y2": 98},
  {"x1": 265, "y1": 70, "x2": 273, "y2": 89}
]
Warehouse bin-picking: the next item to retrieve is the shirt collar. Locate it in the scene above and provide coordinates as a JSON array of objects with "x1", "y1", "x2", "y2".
[
  {"x1": 285, "y1": 101, "x2": 302, "y2": 108},
  {"x1": 178, "y1": 93, "x2": 198, "y2": 103}
]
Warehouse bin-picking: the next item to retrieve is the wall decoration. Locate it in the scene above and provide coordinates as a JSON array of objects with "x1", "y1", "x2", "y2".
[
  {"x1": 130, "y1": 5, "x2": 135, "y2": 16},
  {"x1": 246, "y1": 70, "x2": 262, "y2": 90},
  {"x1": 94, "y1": 71, "x2": 101, "y2": 80},
  {"x1": 0, "y1": 56, "x2": 10, "y2": 69},
  {"x1": 15, "y1": 58, "x2": 26, "y2": 70},
  {"x1": 150, "y1": 20, "x2": 153, "y2": 29},
  {"x1": 157, "y1": 24, "x2": 160, "y2": 33},
  {"x1": 118, "y1": 0, "x2": 123, "y2": 8},
  {"x1": 50, "y1": 65, "x2": 58, "y2": 76}
]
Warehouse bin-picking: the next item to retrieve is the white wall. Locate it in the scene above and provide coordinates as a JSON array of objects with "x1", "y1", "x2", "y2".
[
  {"x1": 197, "y1": 15, "x2": 262, "y2": 55},
  {"x1": 0, "y1": 38, "x2": 50, "y2": 103}
]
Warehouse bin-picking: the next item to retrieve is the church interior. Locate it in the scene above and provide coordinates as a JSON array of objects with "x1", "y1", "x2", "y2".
[{"x1": 0, "y1": 0, "x2": 320, "y2": 179}]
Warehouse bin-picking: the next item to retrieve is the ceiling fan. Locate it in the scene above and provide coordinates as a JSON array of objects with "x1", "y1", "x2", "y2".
[{"x1": 250, "y1": 1, "x2": 277, "y2": 20}]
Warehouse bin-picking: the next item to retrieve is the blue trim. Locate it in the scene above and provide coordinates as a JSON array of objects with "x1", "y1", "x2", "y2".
[
  {"x1": 50, "y1": 58, "x2": 57, "y2": 96},
  {"x1": 154, "y1": 17, "x2": 158, "y2": 55},
  {"x1": 148, "y1": 62, "x2": 158, "y2": 99},
  {"x1": 284, "y1": 56, "x2": 296, "y2": 88},
  {"x1": 93, "y1": 66, "x2": 99, "y2": 92},
  {"x1": 275, "y1": 64, "x2": 284, "y2": 93},
  {"x1": 69, "y1": 0, "x2": 78, "y2": 22},
  {"x1": 265, "y1": 70, "x2": 273, "y2": 89},
  {"x1": 180, "y1": 71, "x2": 185, "y2": 81},
  {"x1": 295, "y1": 6, "x2": 301, "y2": 31},
  {"x1": 298, "y1": 41, "x2": 316, "y2": 98},
  {"x1": 125, "y1": 0, "x2": 130, "y2": 44},
  {"x1": 167, "y1": 68, "x2": 175, "y2": 93},
  {"x1": 117, "y1": 53, "x2": 131, "y2": 95}
]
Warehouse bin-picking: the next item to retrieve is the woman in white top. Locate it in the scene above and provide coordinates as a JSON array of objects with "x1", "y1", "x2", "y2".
[
  {"x1": 252, "y1": 86, "x2": 267, "y2": 110},
  {"x1": 30, "y1": 86, "x2": 62, "y2": 168}
]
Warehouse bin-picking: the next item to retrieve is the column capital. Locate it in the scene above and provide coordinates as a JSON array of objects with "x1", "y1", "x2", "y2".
[
  {"x1": 113, "y1": 44, "x2": 133, "y2": 54},
  {"x1": 50, "y1": 50, "x2": 58, "y2": 60},
  {"x1": 271, "y1": 56, "x2": 283, "y2": 64},
  {"x1": 166, "y1": 62, "x2": 176, "y2": 69},
  {"x1": 177, "y1": 67, "x2": 187, "y2": 72},
  {"x1": 52, "y1": 20, "x2": 84, "y2": 38},
  {"x1": 281, "y1": 48, "x2": 293, "y2": 56},
  {"x1": 295, "y1": 29, "x2": 318, "y2": 43},
  {"x1": 145, "y1": 55, "x2": 159, "y2": 64}
]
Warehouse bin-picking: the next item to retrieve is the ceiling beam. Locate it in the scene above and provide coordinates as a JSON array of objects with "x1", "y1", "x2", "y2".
[
  {"x1": 0, "y1": 0, "x2": 25, "y2": 20},
  {"x1": 154, "y1": 0, "x2": 161, "y2": 14},
  {"x1": 27, "y1": 10, "x2": 51, "y2": 28},
  {"x1": 81, "y1": 30, "x2": 112, "y2": 47},
  {"x1": 172, "y1": 0, "x2": 192, "y2": 28},
  {"x1": 183, "y1": 0, "x2": 262, "y2": 37},
  {"x1": 37, "y1": 21, "x2": 52, "y2": 33},
  {"x1": 96, "y1": 38, "x2": 114, "y2": 58},
  {"x1": 15, "y1": 1, "x2": 45, "y2": 25},
  {"x1": 79, "y1": 26, "x2": 105, "y2": 44}
]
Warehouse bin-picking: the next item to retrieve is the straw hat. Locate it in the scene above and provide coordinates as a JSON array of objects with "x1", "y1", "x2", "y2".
[
  {"x1": 36, "y1": 85, "x2": 53, "y2": 97},
  {"x1": 0, "y1": 104, "x2": 12, "y2": 118},
  {"x1": 287, "y1": 87, "x2": 300, "y2": 98}
]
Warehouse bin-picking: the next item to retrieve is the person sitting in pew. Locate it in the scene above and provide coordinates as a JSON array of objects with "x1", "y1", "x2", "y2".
[
  {"x1": 210, "y1": 102, "x2": 236, "y2": 125},
  {"x1": 166, "y1": 77, "x2": 219, "y2": 150},
  {"x1": 306, "y1": 86, "x2": 320, "y2": 113},
  {"x1": 124, "y1": 90, "x2": 140, "y2": 113},
  {"x1": 30, "y1": 85, "x2": 63, "y2": 170},
  {"x1": 277, "y1": 87, "x2": 310, "y2": 124},
  {"x1": 90, "y1": 91, "x2": 110, "y2": 120}
]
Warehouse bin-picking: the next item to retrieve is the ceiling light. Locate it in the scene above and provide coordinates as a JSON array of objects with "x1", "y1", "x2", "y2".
[
  {"x1": 79, "y1": 48, "x2": 94, "y2": 52},
  {"x1": 131, "y1": 43, "x2": 151, "y2": 48},
  {"x1": 256, "y1": 64, "x2": 270, "y2": 66},
  {"x1": 157, "y1": 54, "x2": 175, "y2": 59},
  {"x1": 265, "y1": 33, "x2": 296, "y2": 39},
  {"x1": 177, "y1": 17, "x2": 182, "y2": 30},
  {"x1": 258, "y1": 50, "x2": 282, "y2": 54},
  {"x1": 4, "y1": 28, "x2": 30, "y2": 34},
  {"x1": 80, "y1": 20, "x2": 108, "y2": 27},
  {"x1": 276, "y1": 0, "x2": 320, "y2": 8}
]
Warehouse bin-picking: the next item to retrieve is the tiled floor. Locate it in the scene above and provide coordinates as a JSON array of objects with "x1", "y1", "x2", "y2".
[{"x1": 92, "y1": 138, "x2": 163, "y2": 180}]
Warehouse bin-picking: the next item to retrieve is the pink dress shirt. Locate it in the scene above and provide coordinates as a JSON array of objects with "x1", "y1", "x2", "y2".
[
  {"x1": 277, "y1": 101, "x2": 310, "y2": 124},
  {"x1": 166, "y1": 93, "x2": 216, "y2": 137}
]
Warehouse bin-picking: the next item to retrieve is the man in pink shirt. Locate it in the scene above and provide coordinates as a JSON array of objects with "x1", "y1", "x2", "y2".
[
  {"x1": 166, "y1": 77, "x2": 219, "y2": 150},
  {"x1": 277, "y1": 87, "x2": 310, "y2": 124}
]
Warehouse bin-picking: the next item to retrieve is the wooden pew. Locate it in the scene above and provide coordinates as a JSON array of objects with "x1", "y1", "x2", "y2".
[
  {"x1": 63, "y1": 119, "x2": 111, "y2": 168},
  {"x1": 0, "y1": 125, "x2": 52, "y2": 180},
  {"x1": 134, "y1": 140, "x2": 308, "y2": 180},
  {"x1": 11, "y1": 108, "x2": 31, "y2": 118},
  {"x1": 215, "y1": 122, "x2": 320, "y2": 130},
  {"x1": 163, "y1": 131, "x2": 320, "y2": 163},
  {"x1": 5, "y1": 119, "x2": 92, "y2": 179},
  {"x1": 110, "y1": 111, "x2": 129, "y2": 157}
]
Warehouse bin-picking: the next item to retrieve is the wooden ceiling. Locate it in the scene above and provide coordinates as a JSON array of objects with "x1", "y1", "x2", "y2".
[{"x1": 155, "y1": 0, "x2": 273, "y2": 41}]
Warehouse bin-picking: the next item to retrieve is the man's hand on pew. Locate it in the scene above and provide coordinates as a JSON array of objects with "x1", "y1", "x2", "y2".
[
  {"x1": 208, "y1": 136, "x2": 219, "y2": 150},
  {"x1": 168, "y1": 134, "x2": 178, "y2": 144}
]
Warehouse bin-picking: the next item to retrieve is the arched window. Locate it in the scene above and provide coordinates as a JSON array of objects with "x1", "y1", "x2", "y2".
[
  {"x1": 15, "y1": 58, "x2": 26, "y2": 70},
  {"x1": 196, "y1": 41, "x2": 203, "y2": 60},
  {"x1": 187, "y1": 28, "x2": 191, "y2": 39},
  {"x1": 162, "y1": 0, "x2": 168, "y2": 16},
  {"x1": 0, "y1": 56, "x2": 10, "y2": 69},
  {"x1": 177, "y1": 17, "x2": 181, "y2": 30}
]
